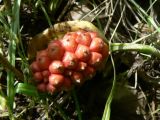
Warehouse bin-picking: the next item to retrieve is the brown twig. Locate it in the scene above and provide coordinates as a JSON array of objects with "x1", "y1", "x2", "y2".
[{"x1": 0, "y1": 53, "x2": 24, "y2": 81}]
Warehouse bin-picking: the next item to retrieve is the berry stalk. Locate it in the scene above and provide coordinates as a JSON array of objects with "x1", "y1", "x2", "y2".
[{"x1": 110, "y1": 43, "x2": 160, "y2": 58}]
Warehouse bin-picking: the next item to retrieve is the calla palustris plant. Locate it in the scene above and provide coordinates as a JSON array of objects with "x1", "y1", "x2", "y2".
[
  {"x1": 29, "y1": 20, "x2": 109, "y2": 94},
  {"x1": 28, "y1": 20, "x2": 160, "y2": 94}
]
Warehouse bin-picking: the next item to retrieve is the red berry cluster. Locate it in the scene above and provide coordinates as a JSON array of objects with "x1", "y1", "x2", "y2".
[{"x1": 30, "y1": 30, "x2": 109, "y2": 94}]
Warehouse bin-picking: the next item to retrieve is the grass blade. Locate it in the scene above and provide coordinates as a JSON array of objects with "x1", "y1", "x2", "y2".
[
  {"x1": 72, "y1": 88, "x2": 82, "y2": 120},
  {"x1": 6, "y1": 1, "x2": 21, "y2": 119},
  {"x1": 54, "y1": 102, "x2": 70, "y2": 120},
  {"x1": 36, "y1": 0, "x2": 52, "y2": 27},
  {"x1": 15, "y1": 83, "x2": 39, "y2": 97},
  {"x1": 128, "y1": 0, "x2": 160, "y2": 32},
  {"x1": 102, "y1": 54, "x2": 116, "y2": 120}
]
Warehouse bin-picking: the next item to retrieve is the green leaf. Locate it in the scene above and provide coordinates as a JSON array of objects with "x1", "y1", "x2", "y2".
[{"x1": 15, "y1": 83, "x2": 39, "y2": 97}]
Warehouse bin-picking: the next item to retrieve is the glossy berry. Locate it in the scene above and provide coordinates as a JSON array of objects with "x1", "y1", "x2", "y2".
[
  {"x1": 37, "y1": 83, "x2": 46, "y2": 92},
  {"x1": 42, "y1": 70, "x2": 50, "y2": 78},
  {"x1": 76, "y1": 62, "x2": 87, "y2": 71},
  {"x1": 46, "y1": 83, "x2": 56, "y2": 94},
  {"x1": 76, "y1": 32, "x2": 92, "y2": 46},
  {"x1": 62, "y1": 52, "x2": 78, "y2": 69},
  {"x1": 49, "y1": 74, "x2": 64, "y2": 87},
  {"x1": 36, "y1": 49, "x2": 48, "y2": 57},
  {"x1": 71, "y1": 72, "x2": 84, "y2": 84},
  {"x1": 88, "y1": 31, "x2": 98, "y2": 39},
  {"x1": 75, "y1": 44, "x2": 91, "y2": 62},
  {"x1": 63, "y1": 77, "x2": 72, "y2": 91},
  {"x1": 61, "y1": 32, "x2": 78, "y2": 52},
  {"x1": 64, "y1": 70, "x2": 73, "y2": 76},
  {"x1": 47, "y1": 40, "x2": 64, "y2": 60},
  {"x1": 89, "y1": 52, "x2": 103, "y2": 67},
  {"x1": 49, "y1": 60, "x2": 64, "y2": 74},
  {"x1": 83, "y1": 66, "x2": 96, "y2": 79},
  {"x1": 30, "y1": 61, "x2": 41, "y2": 73},
  {"x1": 33, "y1": 72, "x2": 43, "y2": 82},
  {"x1": 90, "y1": 37, "x2": 105, "y2": 52},
  {"x1": 101, "y1": 43, "x2": 109, "y2": 59},
  {"x1": 42, "y1": 70, "x2": 50, "y2": 83},
  {"x1": 36, "y1": 50, "x2": 51, "y2": 70}
]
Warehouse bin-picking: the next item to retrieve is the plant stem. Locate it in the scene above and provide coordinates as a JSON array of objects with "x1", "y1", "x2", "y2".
[
  {"x1": 110, "y1": 43, "x2": 160, "y2": 58},
  {"x1": 0, "y1": 53, "x2": 24, "y2": 81}
]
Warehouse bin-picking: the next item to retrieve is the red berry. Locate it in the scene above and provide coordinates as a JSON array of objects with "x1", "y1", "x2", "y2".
[
  {"x1": 76, "y1": 32, "x2": 92, "y2": 46},
  {"x1": 62, "y1": 52, "x2": 78, "y2": 69},
  {"x1": 49, "y1": 74, "x2": 64, "y2": 87},
  {"x1": 47, "y1": 40, "x2": 64, "y2": 60},
  {"x1": 88, "y1": 31, "x2": 98, "y2": 39},
  {"x1": 90, "y1": 37, "x2": 105, "y2": 52},
  {"x1": 75, "y1": 44, "x2": 91, "y2": 62},
  {"x1": 83, "y1": 66, "x2": 96, "y2": 79},
  {"x1": 42, "y1": 70, "x2": 50, "y2": 83},
  {"x1": 71, "y1": 72, "x2": 84, "y2": 84},
  {"x1": 46, "y1": 84, "x2": 56, "y2": 94},
  {"x1": 36, "y1": 49, "x2": 48, "y2": 57},
  {"x1": 89, "y1": 52, "x2": 103, "y2": 67},
  {"x1": 37, "y1": 56, "x2": 51, "y2": 70},
  {"x1": 37, "y1": 83, "x2": 46, "y2": 92},
  {"x1": 49, "y1": 60, "x2": 64, "y2": 74},
  {"x1": 101, "y1": 43, "x2": 109, "y2": 59},
  {"x1": 64, "y1": 70, "x2": 73, "y2": 76},
  {"x1": 76, "y1": 62, "x2": 87, "y2": 71},
  {"x1": 63, "y1": 77, "x2": 72, "y2": 91},
  {"x1": 30, "y1": 61, "x2": 41, "y2": 73},
  {"x1": 36, "y1": 50, "x2": 51, "y2": 70},
  {"x1": 33, "y1": 72, "x2": 43, "y2": 82},
  {"x1": 42, "y1": 70, "x2": 50, "y2": 78},
  {"x1": 76, "y1": 30, "x2": 86, "y2": 34},
  {"x1": 61, "y1": 32, "x2": 78, "y2": 52},
  {"x1": 43, "y1": 78, "x2": 49, "y2": 83}
]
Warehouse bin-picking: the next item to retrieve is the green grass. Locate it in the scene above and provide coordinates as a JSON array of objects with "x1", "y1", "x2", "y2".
[{"x1": 6, "y1": 0, "x2": 21, "y2": 119}]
